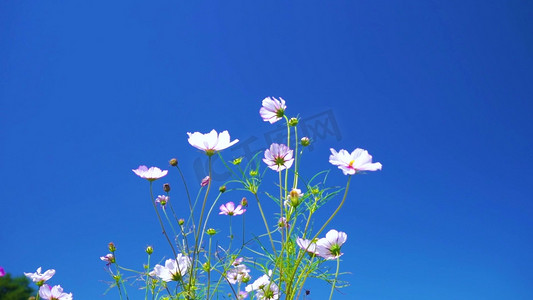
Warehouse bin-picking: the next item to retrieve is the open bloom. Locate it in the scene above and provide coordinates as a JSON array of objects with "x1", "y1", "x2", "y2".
[
  {"x1": 155, "y1": 195, "x2": 169, "y2": 207},
  {"x1": 263, "y1": 143, "x2": 294, "y2": 172},
  {"x1": 245, "y1": 270, "x2": 279, "y2": 300},
  {"x1": 238, "y1": 291, "x2": 249, "y2": 299},
  {"x1": 296, "y1": 238, "x2": 320, "y2": 256},
  {"x1": 153, "y1": 254, "x2": 191, "y2": 282},
  {"x1": 39, "y1": 284, "x2": 73, "y2": 300},
  {"x1": 219, "y1": 202, "x2": 246, "y2": 216},
  {"x1": 329, "y1": 148, "x2": 382, "y2": 175},
  {"x1": 316, "y1": 229, "x2": 347, "y2": 260},
  {"x1": 100, "y1": 254, "x2": 115, "y2": 265},
  {"x1": 226, "y1": 264, "x2": 251, "y2": 284},
  {"x1": 259, "y1": 97, "x2": 286, "y2": 124},
  {"x1": 187, "y1": 130, "x2": 239, "y2": 156},
  {"x1": 132, "y1": 165, "x2": 168, "y2": 181},
  {"x1": 24, "y1": 267, "x2": 55, "y2": 284},
  {"x1": 0, "y1": 266, "x2": 5, "y2": 277}
]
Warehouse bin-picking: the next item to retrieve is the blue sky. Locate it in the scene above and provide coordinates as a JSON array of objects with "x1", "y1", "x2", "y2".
[{"x1": 1, "y1": 1, "x2": 532, "y2": 299}]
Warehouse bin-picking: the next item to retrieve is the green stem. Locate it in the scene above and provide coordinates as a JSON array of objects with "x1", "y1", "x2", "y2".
[
  {"x1": 190, "y1": 156, "x2": 212, "y2": 295},
  {"x1": 176, "y1": 165, "x2": 195, "y2": 226},
  {"x1": 150, "y1": 182, "x2": 178, "y2": 258},
  {"x1": 253, "y1": 192, "x2": 277, "y2": 254},
  {"x1": 329, "y1": 257, "x2": 341, "y2": 300},
  {"x1": 144, "y1": 254, "x2": 151, "y2": 300},
  {"x1": 286, "y1": 175, "x2": 352, "y2": 299}
]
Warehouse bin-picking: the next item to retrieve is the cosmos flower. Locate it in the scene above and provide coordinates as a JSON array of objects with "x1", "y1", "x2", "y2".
[
  {"x1": 219, "y1": 202, "x2": 246, "y2": 216},
  {"x1": 155, "y1": 195, "x2": 169, "y2": 207},
  {"x1": 238, "y1": 291, "x2": 249, "y2": 299},
  {"x1": 259, "y1": 97, "x2": 287, "y2": 124},
  {"x1": 316, "y1": 229, "x2": 347, "y2": 260},
  {"x1": 132, "y1": 165, "x2": 168, "y2": 181},
  {"x1": 24, "y1": 267, "x2": 55, "y2": 284},
  {"x1": 263, "y1": 143, "x2": 294, "y2": 172},
  {"x1": 285, "y1": 188, "x2": 303, "y2": 207},
  {"x1": 0, "y1": 266, "x2": 5, "y2": 277},
  {"x1": 245, "y1": 270, "x2": 279, "y2": 300},
  {"x1": 153, "y1": 254, "x2": 191, "y2": 282},
  {"x1": 226, "y1": 264, "x2": 251, "y2": 284},
  {"x1": 187, "y1": 130, "x2": 239, "y2": 156},
  {"x1": 329, "y1": 148, "x2": 382, "y2": 175},
  {"x1": 232, "y1": 257, "x2": 244, "y2": 266},
  {"x1": 296, "y1": 238, "x2": 320, "y2": 256},
  {"x1": 277, "y1": 217, "x2": 289, "y2": 231},
  {"x1": 100, "y1": 254, "x2": 115, "y2": 265},
  {"x1": 200, "y1": 176, "x2": 210, "y2": 187},
  {"x1": 38, "y1": 284, "x2": 73, "y2": 300}
]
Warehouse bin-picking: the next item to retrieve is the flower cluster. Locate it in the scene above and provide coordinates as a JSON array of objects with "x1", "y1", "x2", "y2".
[
  {"x1": 24, "y1": 267, "x2": 72, "y2": 299},
  {"x1": 118, "y1": 96, "x2": 382, "y2": 300}
]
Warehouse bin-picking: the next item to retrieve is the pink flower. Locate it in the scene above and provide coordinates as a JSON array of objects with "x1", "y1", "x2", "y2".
[
  {"x1": 24, "y1": 267, "x2": 55, "y2": 284},
  {"x1": 226, "y1": 264, "x2": 251, "y2": 284},
  {"x1": 316, "y1": 229, "x2": 347, "y2": 260},
  {"x1": 263, "y1": 143, "x2": 294, "y2": 172},
  {"x1": 259, "y1": 97, "x2": 286, "y2": 124},
  {"x1": 219, "y1": 202, "x2": 246, "y2": 216},
  {"x1": 200, "y1": 176, "x2": 210, "y2": 187},
  {"x1": 296, "y1": 238, "x2": 319, "y2": 256},
  {"x1": 187, "y1": 130, "x2": 239, "y2": 156},
  {"x1": 100, "y1": 254, "x2": 115, "y2": 265},
  {"x1": 155, "y1": 195, "x2": 169, "y2": 207},
  {"x1": 329, "y1": 148, "x2": 382, "y2": 175},
  {"x1": 238, "y1": 291, "x2": 249, "y2": 299},
  {"x1": 38, "y1": 284, "x2": 73, "y2": 300},
  {"x1": 0, "y1": 266, "x2": 5, "y2": 277},
  {"x1": 132, "y1": 165, "x2": 168, "y2": 181}
]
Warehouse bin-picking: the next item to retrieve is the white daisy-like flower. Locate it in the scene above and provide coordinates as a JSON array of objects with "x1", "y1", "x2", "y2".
[
  {"x1": 187, "y1": 130, "x2": 239, "y2": 156},
  {"x1": 259, "y1": 97, "x2": 286, "y2": 124},
  {"x1": 132, "y1": 165, "x2": 168, "y2": 181},
  {"x1": 316, "y1": 229, "x2": 347, "y2": 260},
  {"x1": 24, "y1": 267, "x2": 55, "y2": 284},
  {"x1": 329, "y1": 148, "x2": 382, "y2": 175}
]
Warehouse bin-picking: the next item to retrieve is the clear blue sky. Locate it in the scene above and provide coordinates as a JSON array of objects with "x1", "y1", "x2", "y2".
[{"x1": 1, "y1": 1, "x2": 532, "y2": 299}]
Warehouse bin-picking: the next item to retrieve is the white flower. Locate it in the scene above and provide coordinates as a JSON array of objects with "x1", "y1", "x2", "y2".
[
  {"x1": 316, "y1": 229, "x2": 347, "y2": 260},
  {"x1": 38, "y1": 284, "x2": 73, "y2": 300},
  {"x1": 259, "y1": 97, "x2": 286, "y2": 124},
  {"x1": 24, "y1": 267, "x2": 55, "y2": 284},
  {"x1": 296, "y1": 238, "x2": 319, "y2": 256},
  {"x1": 226, "y1": 264, "x2": 251, "y2": 284},
  {"x1": 187, "y1": 130, "x2": 239, "y2": 156},
  {"x1": 263, "y1": 143, "x2": 294, "y2": 172},
  {"x1": 329, "y1": 148, "x2": 382, "y2": 175},
  {"x1": 132, "y1": 165, "x2": 168, "y2": 181},
  {"x1": 245, "y1": 270, "x2": 279, "y2": 299},
  {"x1": 100, "y1": 254, "x2": 115, "y2": 265},
  {"x1": 153, "y1": 254, "x2": 191, "y2": 282}
]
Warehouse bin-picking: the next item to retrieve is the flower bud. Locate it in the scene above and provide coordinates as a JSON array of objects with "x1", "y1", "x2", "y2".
[
  {"x1": 108, "y1": 242, "x2": 116, "y2": 253},
  {"x1": 242, "y1": 275, "x2": 251, "y2": 283},
  {"x1": 178, "y1": 219, "x2": 185, "y2": 226},
  {"x1": 206, "y1": 228, "x2": 217, "y2": 236},
  {"x1": 163, "y1": 183, "x2": 171, "y2": 192},
  {"x1": 201, "y1": 176, "x2": 210, "y2": 187},
  {"x1": 146, "y1": 246, "x2": 153, "y2": 255},
  {"x1": 240, "y1": 197, "x2": 248, "y2": 207},
  {"x1": 169, "y1": 158, "x2": 178, "y2": 166},
  {"x1": 202, "y1": 262, "x2": 210, "y2": 272},
  {"x1": 231, "y1": 157, "x2": 243, "y2": 165},
  {"x1": 219, "y1": 185, "x2": 226, "y2": 193},
  {"x1": 289, "y1": 117, "x2": 299, "y2": 127},
  {"x1": 300, "y1": 137, "x2": 310, "y2": 147},
  {"x1": 249, "y1": 170, "x2": 258, "y2": 177}
]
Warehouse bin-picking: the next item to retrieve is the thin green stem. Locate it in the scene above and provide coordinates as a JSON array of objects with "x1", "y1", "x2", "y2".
[
  {"x1": 149, "y1": 182, "x2": 178, "y2": 258},
  {"x1": 329, "y1": 257, "x2": 341, "y2": 300},
  {"x1": 144, "y1": 254, "x2": 151, "y2": 300},
  {"x1": 253, "y1": 192, "x2": 277, "y2": 254},
  {"x1": 176, "y1": 165, "x2": 195, "y2": 225},
  {"x1": 286, "y1": 176, "x2": 352, "y2": 299}
]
